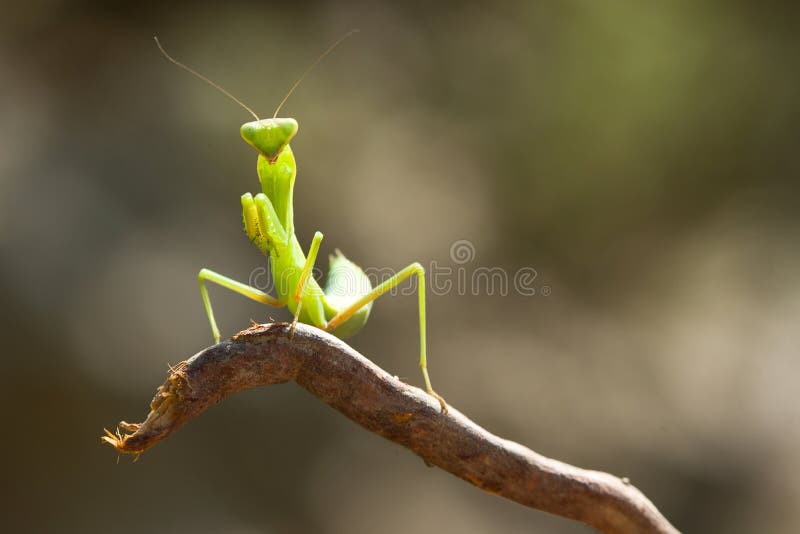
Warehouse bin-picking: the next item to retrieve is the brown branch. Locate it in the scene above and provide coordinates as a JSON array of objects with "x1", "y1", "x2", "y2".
[{"x1": 101, "y1": 323, "x2": 680, "y2": 534}]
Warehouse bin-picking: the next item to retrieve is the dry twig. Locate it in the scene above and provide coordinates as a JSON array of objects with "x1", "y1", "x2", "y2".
[{"x1": 101, "y1": 322, "x2": 680, "y2": 534}]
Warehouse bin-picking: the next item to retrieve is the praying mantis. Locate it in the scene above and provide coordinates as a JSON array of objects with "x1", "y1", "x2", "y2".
[{"x1": 154, "y1": 34, "x2": 446, "y2": 411}]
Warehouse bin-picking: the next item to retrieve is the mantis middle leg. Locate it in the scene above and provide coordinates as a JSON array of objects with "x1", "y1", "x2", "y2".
[
  {"x1": 290, "y1": 230, "x2": 325, "y2": 336},
  {"x1": 199, "y1": 268, "x2": 284, "y2": 343}
]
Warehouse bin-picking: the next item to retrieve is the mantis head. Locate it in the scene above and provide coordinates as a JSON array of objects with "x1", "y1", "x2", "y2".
[
  {"x1": 240, "y1": 118, "x2": 298, "y2": 161},
  {"x1": 154, "y1": 32, "x2": 354, "y2": 162}
]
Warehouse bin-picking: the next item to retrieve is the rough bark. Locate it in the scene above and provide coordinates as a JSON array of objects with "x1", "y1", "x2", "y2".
[{"x1": 102, "y1": 322, "x2": 680, "y2": 534}]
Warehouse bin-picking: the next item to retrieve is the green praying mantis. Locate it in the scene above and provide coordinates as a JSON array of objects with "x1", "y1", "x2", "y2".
[{"x1": 154, "y1": 34, "x2": 447, "y2": 411}]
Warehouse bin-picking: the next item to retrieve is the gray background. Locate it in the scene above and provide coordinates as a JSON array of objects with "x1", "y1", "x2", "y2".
[{"x1": 2, "y1": 1, "x2": 798, "y2": 532}]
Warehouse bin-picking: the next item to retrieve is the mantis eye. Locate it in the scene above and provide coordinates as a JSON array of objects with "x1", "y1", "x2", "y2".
[{"x1": 240, "y1": 118, "x2": 298, "y2": 161}]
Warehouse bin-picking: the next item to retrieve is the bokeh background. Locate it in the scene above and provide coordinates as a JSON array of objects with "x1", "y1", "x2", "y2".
[{"x1": 2, "y1": 1, "x2": 798, "y2": 532}]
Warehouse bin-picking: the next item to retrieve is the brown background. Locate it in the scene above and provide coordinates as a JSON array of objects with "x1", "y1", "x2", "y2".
[{"x1": 2, "y1": 1, "x2": 798, "y2": 532}]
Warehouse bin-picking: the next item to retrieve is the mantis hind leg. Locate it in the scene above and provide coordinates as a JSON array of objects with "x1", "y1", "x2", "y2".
[
  {"x1": 199, "y1": 268, "x2": 284, "y2": 343},
  {"x1": 325, "y1": 262, "x2": 447, "y2": 413}
]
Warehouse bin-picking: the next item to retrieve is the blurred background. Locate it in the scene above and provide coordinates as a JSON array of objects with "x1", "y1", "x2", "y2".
[{"x1": 2, "y1": 1, "x2": 798, "y2": 532}]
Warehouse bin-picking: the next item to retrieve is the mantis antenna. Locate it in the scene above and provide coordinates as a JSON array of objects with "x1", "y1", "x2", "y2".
[
  {"x1": 272, "y1": 29, "x2": 359, "y2": 119},
  {"x1": 154, "y1": 36, "x2": 260, "y2": 121}
]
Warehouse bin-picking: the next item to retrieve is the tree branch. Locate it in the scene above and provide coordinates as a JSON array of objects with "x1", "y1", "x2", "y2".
[{"x1": 101, "y1": 323, "x2": 680, "y2": 534}]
